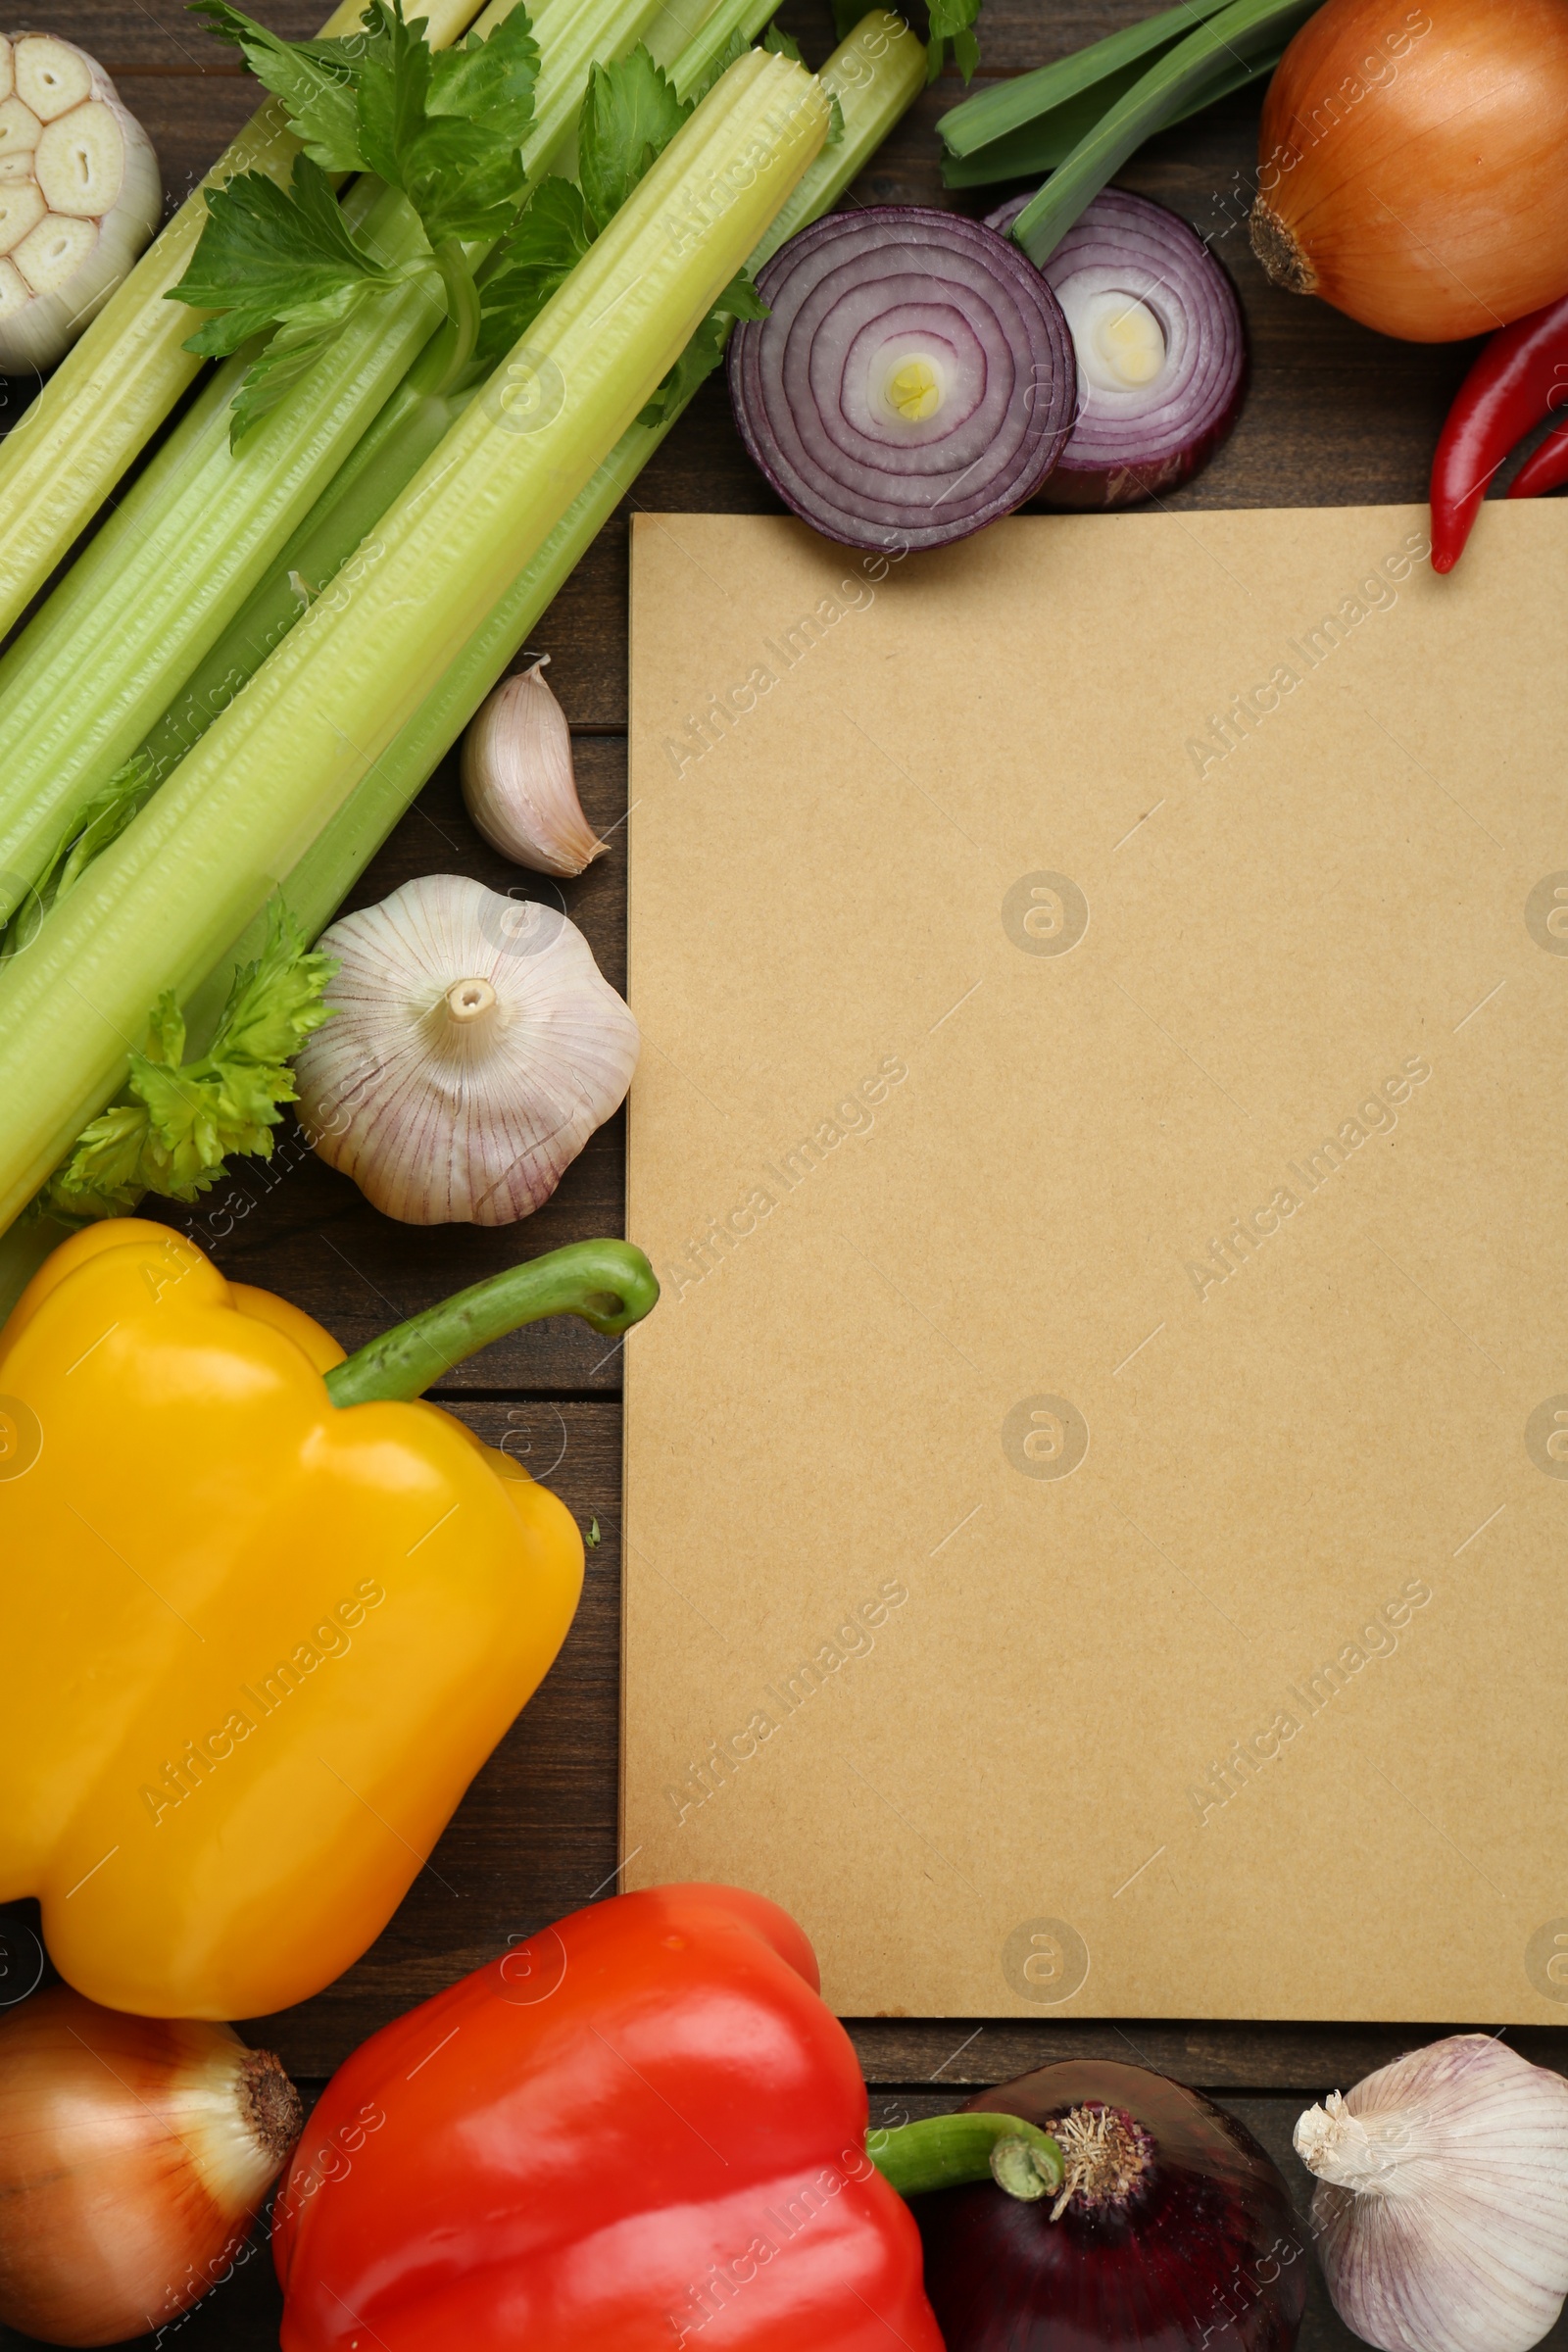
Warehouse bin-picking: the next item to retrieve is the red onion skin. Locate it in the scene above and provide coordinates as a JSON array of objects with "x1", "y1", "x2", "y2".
[
  {"x1": 913, "y1": 2062, "x2": 1307, "y2": 2352},
  {"x1": 987, "y1": 191, "x2": 1249, "y2": 511}
]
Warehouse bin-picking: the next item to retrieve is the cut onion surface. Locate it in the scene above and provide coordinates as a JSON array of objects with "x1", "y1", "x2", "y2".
[
  {"x1": 727, "y1": 206, "x2": 1076, "y2": 554},
  {"x1": 989, "y1": 187, "x2": 1247, "y2": 510}
]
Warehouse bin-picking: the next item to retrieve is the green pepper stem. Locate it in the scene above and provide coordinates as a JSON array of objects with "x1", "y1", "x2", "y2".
[
  {"x1": 866, "y1": 2113, "x2": 1065, "y2": 2203},
  {"x1": 323, "y1": 1240, "x2": 659, "y2": 1407}
]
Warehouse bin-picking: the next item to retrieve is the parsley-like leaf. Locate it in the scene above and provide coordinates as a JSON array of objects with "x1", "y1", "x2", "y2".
[
  {"x1": 924, "y1": 0, "x2": 983, "y2": 81},
  {"x1": 356, "y1": 0, "x2": 539, "y2": 246},
  {"x1": 577, "y1": 47, "x2": 689, "y2": 230},
  {"x1": 37, "y1": 902, "x2": 337, "y2": 1225},
  {"x1": 188, "y1": 0, "x2": 370, "y2": 172},
  {"x1": 760, "y1": 22, "x2": 804, "y2": 62},
  {"x1": 0, "y1": 755, "x2": 156, "y2": 962},
  {"x1": 638, "y1": 268, "x2": 765, "y2": 426},
  {"x1": 682, "y1": 24, "x2": 749, "y2": 104},
  {"x1": 172, "y1": 154, "x2": 421, "y2": 440},
  {"x1": 174, "y1": 153, "x2": 409, "y2": 360},
  {"x1": 474, "y1": 176, "x2": 596, "y2": 370}
]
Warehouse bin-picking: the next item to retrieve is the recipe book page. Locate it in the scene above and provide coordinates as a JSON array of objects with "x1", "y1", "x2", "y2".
[{"x1": 622, "y1": 502, "x2": 1568, "y2": 2022}]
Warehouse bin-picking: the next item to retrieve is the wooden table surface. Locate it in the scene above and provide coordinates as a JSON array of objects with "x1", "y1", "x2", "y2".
[{"x1": 1, "y1": 5, "x2": 1561, "y2": 2346}]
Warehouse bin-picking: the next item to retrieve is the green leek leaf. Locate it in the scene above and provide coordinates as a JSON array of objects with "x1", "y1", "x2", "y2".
[{"x1": 37, "y1": 902, "x2": 337, "y2": 1224}]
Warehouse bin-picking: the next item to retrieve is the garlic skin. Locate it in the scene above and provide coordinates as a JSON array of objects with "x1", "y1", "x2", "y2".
[
  {"x1": 0, "y1": 33, "x2": 161, "y2": 375},
  {"x1": 294, "y1": 873, "x2": 639, "y2": 1225},
  {"x1": 0, "y1": 1985, "x2": 301, "y2": 2347},
  {"x1": 461, "y1": 657, "x2": 607, "y2": 878},
  {"x1": 1297, "y1": 2034, "x2": 1568, "y2": 2352}
]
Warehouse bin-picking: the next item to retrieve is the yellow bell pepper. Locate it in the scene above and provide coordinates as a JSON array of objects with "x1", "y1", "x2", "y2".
[{"x1": 0, "y1": 1218, "x2": 657, "y2": 2020}]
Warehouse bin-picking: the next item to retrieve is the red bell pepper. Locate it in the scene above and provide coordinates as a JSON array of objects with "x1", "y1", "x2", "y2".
[
  {"x1": 1429, "y1": 293, "x2": 1568, "y2": 571},
  {"x1": 272, "y1": 1885, "x2": 948, "y2": 2352}
]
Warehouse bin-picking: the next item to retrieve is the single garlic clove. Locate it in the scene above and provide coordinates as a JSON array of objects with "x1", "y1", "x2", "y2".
[
  {"x1": 15, "y1": 211, "x2": 95, "y2": 296},
  {"x1": 293, "y1": 873, "x2": 640, "y2": 1227},
  {"x1": 461, "y1": 657, "x2": 608, "y2": 880},
  {"x1": 0, "y1": 172, "x2": 42, "y2": 255},
  {"x1": 0, "y1": 95, "x2": 41, "y2": 163},
  {"x1": 0, "y1": 33, "x2": 160, "y2": 375},
  {"x1": 14, "y1": 34, "x2": 92, "y2": 121}
]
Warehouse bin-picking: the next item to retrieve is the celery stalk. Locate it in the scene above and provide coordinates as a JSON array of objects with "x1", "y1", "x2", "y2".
[
  {"x1": 0, "y1": 0, "x2": 672, "y2": 930},
  {"x1": 0, "y1": 48, "x2": 830, "y2": 1235},
  {"x1": 136, "y1": 0, "x2": 776, "y2": 790},
  {"x1": 192, "y1": 11, "x2": 924, "y2": 1029},
  {"x1": 1008, "y1": 0, "x2": 1318, "y2": 264},
  {"x1": 0, "y1": 0, "x2": 488, "y2": 646}
]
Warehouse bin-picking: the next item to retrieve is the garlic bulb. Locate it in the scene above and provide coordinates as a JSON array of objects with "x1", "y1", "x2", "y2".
[
  {"x1": 1297, "y1": 2034, "x2": 1568, "y2": 2352},
  {"x1": 294, "y1": 873, "x2": 639, "y2": 1225},
  {"x1": 0, "y1": 34, "x2": 161, "y2": 374},
  {"x1": 0, "y1": 1984, "x2": 301, "y2": 2347},
  {"x1": 461, "y1": 657, "x2": 607, "y2": 878}
]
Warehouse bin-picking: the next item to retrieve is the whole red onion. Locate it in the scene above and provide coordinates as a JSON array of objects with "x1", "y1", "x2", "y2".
[{"x1": 912, "y1": 2060, "x2": 1306, "y2": 2350}]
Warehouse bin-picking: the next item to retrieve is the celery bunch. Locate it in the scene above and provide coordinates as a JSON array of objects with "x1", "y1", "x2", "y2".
[{"x1": 0, "y1": 43, "x2": 831, "y2": 1235}]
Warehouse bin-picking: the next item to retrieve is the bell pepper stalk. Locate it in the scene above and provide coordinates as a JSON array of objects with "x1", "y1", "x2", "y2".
[
  {"x1": 1430, "y1": 291, "x2": 1568, "y2": 571},
  {"x1": 0, "y1": 1218, "x2": 657, "y2": 2022},
  {"x1": 274, "y1": 1884, "x2": 971, "y2": 2351}
]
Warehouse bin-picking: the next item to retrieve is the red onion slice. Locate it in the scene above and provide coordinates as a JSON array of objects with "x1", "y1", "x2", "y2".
[
  {"x1": 729, "y1": 207, "x2": 1075, "y2": 553},
  {"x1": 989, "y1": 188, "x2": 1248, "y2": 510}
]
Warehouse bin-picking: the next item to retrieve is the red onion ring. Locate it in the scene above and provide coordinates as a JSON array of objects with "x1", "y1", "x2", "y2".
[
  {"x1": 728, "y1": 206, "x2": 1076, "y2": 553},
  {"x1": 988, "y1": 188, "x2": 1248, "y2": 510}
]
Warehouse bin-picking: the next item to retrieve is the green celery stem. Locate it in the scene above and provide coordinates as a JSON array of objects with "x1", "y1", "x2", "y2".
[
  {"x1": 867, "y1": 2114, "x2": 1065, "y2": 2201},
  {"x1": 190, "y1": 11, "x2": 926, "y2": 1029},
  {"x1": 324, "y1": 1241, "x2": 660, "y2": 1406}
]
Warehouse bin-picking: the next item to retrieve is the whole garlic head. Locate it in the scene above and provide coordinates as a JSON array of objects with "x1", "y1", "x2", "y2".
[
  {"x1": 0, "y1": 34, "x2": 162, "y2": 374},
  {"x1": 1298, "y1": 2034, "x2": 1568, "y2": 2352},
  {"x1": 293, "y1": 874, "x2": 639, "y2": 1226}
]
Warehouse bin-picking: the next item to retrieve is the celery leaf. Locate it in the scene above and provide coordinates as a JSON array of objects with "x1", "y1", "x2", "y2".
[
  {"x1": 681, "y1": 25, "x2": 749, "y2": 104},
  {"x1": 474, "y1": 178, "x2": 596, "y2": 369},
  {"x1": 577, "y1": 48, "x2": 690, "y2": 230},
  {"x1": 924, "y1": 0, "x2": 983, "y2": 81},
  {"x1": 638, "y1": 269, "x2": 765, "y2": 427},
  {"x1": 37, "y1": 903, "x2": 337, "y2": 1225},
  {"x1": 0, "y1": 755, "x2": 156, "y2": 962},
  {"x1": 760, "y1": 22, "x2": 804, "y2": 62},
  {"x1": 357, "y1": 0, "x2": 540, "y2": 246},
  {"x1": 187, "y1": 0, "x2": 370, "y2": 172},
  {"x1": 174, "y1": 153, "x2": 411, "y2": 361}
]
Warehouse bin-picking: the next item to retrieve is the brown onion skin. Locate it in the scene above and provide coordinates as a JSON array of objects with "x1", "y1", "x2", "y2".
[
  {"x1": 913, "y1": 2061, "x2": 1307, "y2": 2352},
  {"x1": 0, "y1": 1986, "x2": 299, "y2": 2346},
  {"x1": 1252, "y1": 0, "x2": 1568, "y2": 342}
]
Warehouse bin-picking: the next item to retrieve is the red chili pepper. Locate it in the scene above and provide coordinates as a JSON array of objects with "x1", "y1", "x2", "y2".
[
  {"x1": 1430, "y1": 292, "x2": 1568, "y2": 572},
  {"x1": 271, "y1": 1884, "x2": 946, "y2": 2352},
  {"x1": 1508, "y1": 412, "x2": 1568, "y2": 502}
]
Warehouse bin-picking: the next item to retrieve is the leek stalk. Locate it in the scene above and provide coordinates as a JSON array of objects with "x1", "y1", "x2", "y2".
[
  {"x1": 0, "y1": 0, "x2": 671, "y2": 929},
  {"x1": 0, "y1": 0, "x2": 488, "y2": 645},
  {"x1": 0, "y1": 47, "x2": 830, "y2": 1235},
  {"x1": 194, "y1": 11, "x2": 926, "y2": 1024},
  {"x1": 1008, "y1": 0, "x2": 1318, "y2": 264},
  {"x1": 936, "y1": 0, "x2": 1234, "y2": 159}
]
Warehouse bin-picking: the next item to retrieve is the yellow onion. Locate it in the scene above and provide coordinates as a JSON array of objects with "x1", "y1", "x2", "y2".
[
  {"x1": 1250, "y1": 0, "x2": 1568, "y2": 341},
  {"x1": 0, "y1": 1984, "x2": 302, "y2": 2346}
]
